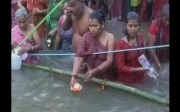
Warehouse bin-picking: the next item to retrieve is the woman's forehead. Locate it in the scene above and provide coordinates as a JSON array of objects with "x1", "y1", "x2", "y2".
[{"x1": 127, "y1": 19, "x2": 139, "y2": 24}]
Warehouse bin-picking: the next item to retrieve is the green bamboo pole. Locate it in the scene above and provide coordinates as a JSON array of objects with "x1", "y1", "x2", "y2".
[
  {"x1": 12, "y1": 0, "x2": 66, "y2": 51},
  {"x1": 22, "y1": 63, "x2": 169, "y2": 106}
]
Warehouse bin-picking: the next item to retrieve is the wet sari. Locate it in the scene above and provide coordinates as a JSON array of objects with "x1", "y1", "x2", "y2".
[
  {"x1": 11, "y1": 25, "x2": 41, "y2": 64},
  {"x1": 115, "y1": 34, "x2": 145, "y2": 83},
  {"x1": 149, "y1": 17, "x2": 169, "y2": 62},
  {"x1": 76, "y1": 31, "x2": 117, "y2": 81}
]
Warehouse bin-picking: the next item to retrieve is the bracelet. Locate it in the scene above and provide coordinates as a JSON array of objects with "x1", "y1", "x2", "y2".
[{"x1": 31, "y1": 46, "x2": 34, "y2": 51}]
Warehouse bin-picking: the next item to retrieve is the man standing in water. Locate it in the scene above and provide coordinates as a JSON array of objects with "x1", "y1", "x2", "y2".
[{"x1": 63, "y1": 0, "x2": 93, "y2": 52}]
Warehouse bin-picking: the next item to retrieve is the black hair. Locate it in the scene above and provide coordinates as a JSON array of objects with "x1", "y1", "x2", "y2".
[{"x1": 89, "y1": 9, "x2": 105, "y2": 25}]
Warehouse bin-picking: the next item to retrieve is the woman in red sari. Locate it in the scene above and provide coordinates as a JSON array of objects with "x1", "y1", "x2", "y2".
[
  {"x1": 19, "y1": 0, "x2": 49, "y2": 39},
  {"x1": 151, "y1": 0, "x2": 169, "y2": 19},
  {"x1": 115, "y1": 12, "x2": 149, "y2": 84},
  {"x1": 147, "y1": 4, "x2": 169, "y2": 70},
  {"x1": 70, "y1": 9, "x2": 117, "y2": 86}
]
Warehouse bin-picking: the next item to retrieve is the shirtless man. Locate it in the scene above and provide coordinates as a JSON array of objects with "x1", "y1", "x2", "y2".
[{"x1": 63, "y1": 0, "x2": 93, "y2": 52}]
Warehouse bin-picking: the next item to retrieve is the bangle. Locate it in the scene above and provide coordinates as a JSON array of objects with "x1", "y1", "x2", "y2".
[{"x1": 31, "y1": 46, "x2": 34, "y2": 51}]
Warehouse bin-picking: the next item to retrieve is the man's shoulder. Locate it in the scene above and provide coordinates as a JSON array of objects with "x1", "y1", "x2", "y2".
[{"x1": 86, "y1": 6, "x2": 93, "y2": 14}]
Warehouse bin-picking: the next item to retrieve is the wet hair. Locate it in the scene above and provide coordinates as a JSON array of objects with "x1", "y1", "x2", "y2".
[
  {"x1": 15, "y1": 8, "x2": 28, "y2": 20},
  {"x1": 89, "y1": 9, "x2": 105, "y2": 25},
  {"x1": 161, "y1": 4, "x2": 169, "y2": 16}
]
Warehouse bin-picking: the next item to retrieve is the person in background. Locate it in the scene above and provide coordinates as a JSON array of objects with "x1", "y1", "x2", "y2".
[
  {"x1": 11, "y1": 8, "x2": 43, "y2": 64},
  {"x1": 11, "y1": 0, "x2": 26, "y2": 28},
  {"x1": 115, "y1": 12, "x2": 149, "y2": 84},
  {"x1": 63, "y1": 0, "x2": 93, "y2": 53},
  {"x1": 19, "y1": 0, "x2": 49, "y2": 39},
  {"x1": 54, "y1": 2, "x2": 74, "y2": 53},
  {"x1": 70, "y1": 9, "x2": 117, "y2": 87},
  {"x1": 46, "y1": 0, "x2": 64, "y2": 48},
  {"x1": 131, "y1": 0, "x2": 140, "y2": 13},
  {"x1": 147, "y1": 4, "x2": 169, "y2": 70},
  {"x1": 106, "y1": 0, "x2": 114, "y2": 20},
  {"x1": 151, "y1": 0, "x2": 169, "y2": 20},
  {"x1": 109, "y1": 0, "x2": 124, "y2": 21},
  {"x1": 139, "y1": 0, "x2": 147, "y2": 22},
  {"x1": 87, "y1": 0, "x2": 99, "y2": 11}
]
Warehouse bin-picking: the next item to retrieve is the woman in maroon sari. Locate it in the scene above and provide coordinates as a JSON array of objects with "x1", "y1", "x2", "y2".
[
  {"x1": 115, "y1": 12, "x2": 149, "y2": 84},
  {"x1": 70, "y1": 9, "x2": 117, "y2": 86},
  {"x1": 147, "y1": 4, "x2": 169, "y2": 70}
]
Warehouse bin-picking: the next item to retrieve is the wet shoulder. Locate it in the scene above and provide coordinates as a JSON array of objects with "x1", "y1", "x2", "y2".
[
  {"x1": 105, "y1": 32, "x2": 115, "y2": 40},
  {"x1": 87, "y1": 6, "x2": 93, "y2": 15}
]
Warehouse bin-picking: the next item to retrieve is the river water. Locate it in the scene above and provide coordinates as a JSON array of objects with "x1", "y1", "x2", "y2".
[{"x1": 12, "y1": 56, "x2": 169, "y2": 112}]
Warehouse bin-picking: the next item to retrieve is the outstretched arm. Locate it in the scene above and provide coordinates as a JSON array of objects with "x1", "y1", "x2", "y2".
[{"x1": 70, "y1": 57, "x2": 84, "y2": 86}]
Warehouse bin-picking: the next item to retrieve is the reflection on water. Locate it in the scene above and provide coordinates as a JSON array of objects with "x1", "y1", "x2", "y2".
[{"x1": 12, "y1": 56, "x2": 169, "y2": 112}]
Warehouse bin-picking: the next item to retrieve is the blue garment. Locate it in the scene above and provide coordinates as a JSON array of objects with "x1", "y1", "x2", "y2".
[{"x1": 58, "y1": 27, "x2": 74, "y2": 53}]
